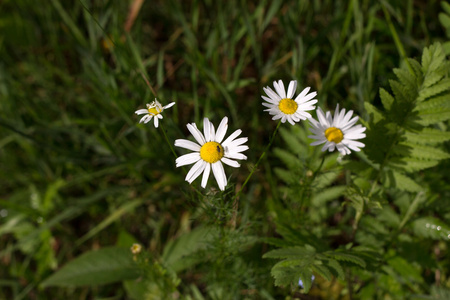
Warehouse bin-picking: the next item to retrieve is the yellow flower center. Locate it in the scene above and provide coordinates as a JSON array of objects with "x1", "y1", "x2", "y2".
[
  {"x1": 200, "y1": 141, "x2": 224, "y2": 163},
  {"x1": 278, "y1": 98, "x2": 298, "y2": 115},
  {"x1": 325, "y1": 127, "x2": 344, "y2": 144},
  {"x1": 148, "y1": 106, "x2": 162, "y2": 115}
]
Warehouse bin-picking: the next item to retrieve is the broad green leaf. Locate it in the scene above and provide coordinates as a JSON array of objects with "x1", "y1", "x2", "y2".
[{"x1": 41, "y1": 247, "x2": 140, "y2": 287}]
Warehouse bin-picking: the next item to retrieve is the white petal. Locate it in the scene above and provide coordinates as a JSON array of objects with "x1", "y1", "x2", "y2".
[
  {"x1": 215, "y1": 117, "x2": 228, "y2": 143},
  {"x1": 176, "y1": 152, "x2": 201, "y2": 167},
  {"x1": 203, "y1": 118, "x2": 211, "y2": 142},
  {"x1": 186, "y1": 160, "x2": 207, "y2": 183},
  {"x1": 286, "y1": 80, "x2": 297, "y2": 99},
  {"x1": 296, "y1": 86, "x2": 311, "y2": 99},
  {"x1": 225, "y1": 152, "x2": 247, "y2": 160},
  {"x1": 209, "y1": 122, "x2": 216, "y2": 141},
  {"x1": 263, "y1": 86, "x2": 281, "y2": 101},
  {"x1": 154, "y1": 116, "x2": 159, "y2": 128},
  {"x1": 221, "y1": 157, "x2": 240, "y2": 168},
  {"x1": 262, "y1": 95, "x2": 278, "y2": 104},
  {"x1": 187, "y1": 123, "x2": 206, "y2": 145},
  {"x1": 287, "y1": 116, "x2": 296, "y2": 125},
  {"x1": 201, "y1": 163, "x2": 211, "y2": 188},
  {"x1": 317, "y1": 108, "x2": 329, "y2": 127},
  {"x1": 226, "y1": 137, "x2": 248, "y2": 148},
  {"x1": 140, "y1": 115, "x2": 151, "y2": 124},
  {"x1": 310, "y1": 139, "x2": 326, "y2": 146},
  {"x1": 135, "y1": 109, "x2": 148, "y2": 115},
  {"x1": 212, "y1": 161, "x2": 227, "y2": 191},
  {"x1": 228, "y1": 145, "x2": 249, "y2": 153},
  {"x1": 174, "y1": 139, "x2": 201, "y2": 151},
  {"x1": 297, "y1": 91, "x2": 317, "y2": 104},
  {"x1": 221, "y1": 129, "x2": 242, "y2": 147},
  {"x1": 163, "y1": 102, "x2": 176, "y2": 109},
  {"x1": 273, "y1": 80, "x2": 286, "y2": 99}
]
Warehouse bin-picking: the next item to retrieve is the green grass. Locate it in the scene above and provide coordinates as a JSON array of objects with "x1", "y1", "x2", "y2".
[{"x1": 1, "y1": 0, "x2": 449, "y2": 299}]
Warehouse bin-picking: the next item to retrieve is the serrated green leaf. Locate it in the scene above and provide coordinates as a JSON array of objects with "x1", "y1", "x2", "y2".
[
  {"x1": 311, "y1": 186, "x2": 346, "y2": 206},
  {"x1": 422, "y1": 43, "x2": 446, "y2": 76},
  {"x1": 393, "y1": 68, "x2": 417, "y2": 92},
  {"x1": 312, "y1": 264, "x2": 332, "y2": 281},
  {"x1": 271, "y1": 262, "x2": 313, "y2": 288},
  {"x1": 390, "y1": 80, "x2": 414, "y2": 104},
  {"x1": 162, "y1": 226, "x2": 217, "y2": 272},
  {"x1": 417, "y1": 78, "x2": 450, "y2": 102},
  {"x1": 279, "y1": 127, "x2": 307, "y2": 156},
  {"x1": 273, "y1": 148, "x2": 303, "y2": 170},
  {"x1": 326, "y1": 259, "x2": 345, "y2": 280},
  {"x1": 417, "y1": 108, "x2": 450, "y2": 125},
  {"x1": 298, "y1": 270, "x2": 314, "y2": 292},
  {"x1": 263, "y1": 246, "x2": 316, "y2": 260},
  {"x1": 412, "y1": 217, "x2": 450, "y2": 240},
  {"x1": 395, "y1": 143, "x2": 450, "y2": 160},
  {"x1": 326, "y1": 251, "x2": 366, "y2": 268},
  {"x1": 416, "y1": 94, "x2": 450, "y2": 111},
  {"x1": 364, "y1": 101, "x2": 384, "y2": 124},
  {"x1": 404, "y1": 128, "x2": 450, "y2": 145},
  {"x1": 379, "y1": 88, "x2": 394, "y2": 111},
  {"x1": 387, "y1": 255, "x2": 424, "y2": 283},
  {"x1": 439, "y1": 12, "x2": 450, "y2": 30},
  {"x1": 421, "y1": 72, "x2": 445, "y2": 90},
  {"x1": 381, "y1": 170, "x2": 422, "y2": 192},
  {"x1": 389, "y1": 157, "x2": 440, "y2": 173},
  {"x1": 274, "y1": 167, "x2": 296, "y2": 185},
  {"x1": 41, "y1": 247, "x2": 139, "y2": 287}
]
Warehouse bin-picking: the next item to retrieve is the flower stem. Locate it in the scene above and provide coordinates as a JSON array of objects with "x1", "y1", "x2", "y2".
[
  {"x1": 234, "y1": 120, "x2": 282, "y2": 201},
  {"x1": 160, "y1": 123, "x2": 203, "y2": 197},
  {"x1": 159, "y1": 123, "x2": 178, "y2": 159}
]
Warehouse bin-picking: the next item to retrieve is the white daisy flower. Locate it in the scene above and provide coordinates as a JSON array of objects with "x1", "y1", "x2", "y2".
[
  {"x1": 135, "y1": 98, "x2": 175, "y2": 128},
  {"x1": 308, "y1": 104, "x2": 366, "y2": 155},
  {"x1": 174, "y1": 117, "x2": 248, "y2": 191},
  {"x1": 262, "y1": 80, "x2": 318, "y2": 125}
]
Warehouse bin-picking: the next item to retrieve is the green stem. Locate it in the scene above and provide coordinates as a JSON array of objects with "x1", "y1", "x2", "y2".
[
  {"x1": 160, "y1": 123, "x2": 203, "y2": 197},
  {"x1": 234, "y1": 120, "x2": 282, "y2": 201},
  {"x1": 159, "y1": 123, "x2": 178, "y2": 159},
  {"x1": 381, "y1": 2, "x2": 414, "y2": 75}
]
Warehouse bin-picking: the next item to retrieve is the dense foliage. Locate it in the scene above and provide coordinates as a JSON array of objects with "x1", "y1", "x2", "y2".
[{"x1": 1, "y1": 0, "x2": 449, "y2": 299}]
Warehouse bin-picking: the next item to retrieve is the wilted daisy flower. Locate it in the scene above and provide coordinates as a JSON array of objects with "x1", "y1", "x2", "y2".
[
  {"x1": 135, "y1": 98, "x2": 175, "y2": 128},
  {"x1": 174, "y1": 117, "x2": 248, "y2": 191},
  {"x1": 308, "y1": 104, "x2": 366, "y2": 155},
  {"x1": 262, "y1": 80, "x2": 318, "y2": 125},
  {"x1": 130, "y1": 243, "x2": 142, "y2": 255}
]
